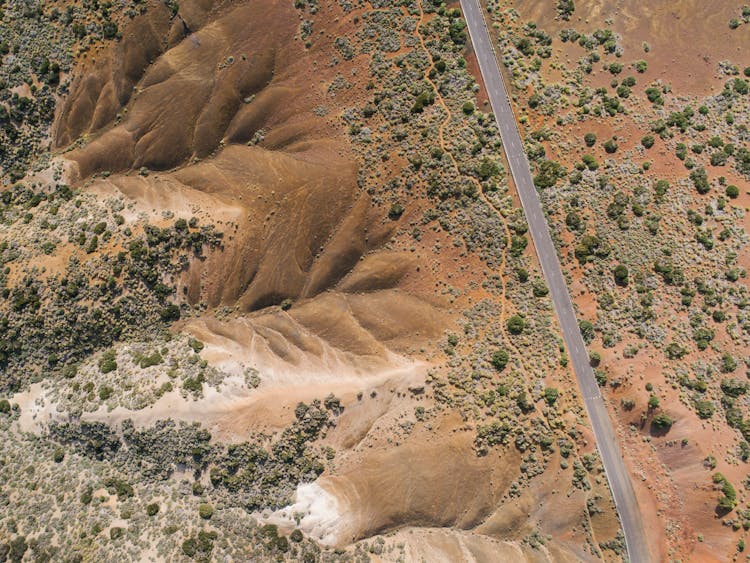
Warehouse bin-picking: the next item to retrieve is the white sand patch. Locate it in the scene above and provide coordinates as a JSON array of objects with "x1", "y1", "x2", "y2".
[
  {"x1": 11, "y1": 383, "x2": 58, "y2": 433},
  {"x1": 260, "y1": 482, "x2": 345, "y2": 546},
  {"x1": 192, "y1": 315, "x2": 412, "y2": 389},
  {"x1": 80, "y1": 362, "x2": 424, "y2": 441}
]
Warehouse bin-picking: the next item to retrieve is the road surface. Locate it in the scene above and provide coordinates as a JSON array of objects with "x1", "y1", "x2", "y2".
[{"x1": 458, "y1": 0, "x2": 650, "y2": 561}]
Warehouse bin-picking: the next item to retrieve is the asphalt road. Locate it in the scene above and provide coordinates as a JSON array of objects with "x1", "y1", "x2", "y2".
[{"x1": 458, "y1": 1, "x2": 650, "y2": 561}]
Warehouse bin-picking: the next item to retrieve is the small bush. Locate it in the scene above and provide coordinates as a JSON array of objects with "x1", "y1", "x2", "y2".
[
  {"x1": 613, "y1": 264, "x2": 629, "y2": 286},
  {"x1": 491, "y1": 349, "x2": 509, "y2": 371},
  {"x1": 388, "y1": 203, "x2": 404, "y2": 220},
  {"x1": 160, "y1": 304, "x2": 181, "y2": 322},
  {"x1": 198, "y1": 503, "x2": 214, "y2": 520},
  {"x1": 138, "y1": 351, "x2": 163, "y2": 369},
  {"x1": 506, "y1": 315, "x2": 525, "y2": 335},
  {"x1": 652, "y1": 413, "x2": 673, "y2": 429},
  {"x1": 98, "y1": 350, "x2": 117, "y2": 374},
  {"x1": 543, "y1": 387, "x2": 559, "y2": 405}
]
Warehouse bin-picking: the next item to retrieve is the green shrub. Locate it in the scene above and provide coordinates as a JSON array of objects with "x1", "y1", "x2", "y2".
[
  {"x1": 695, "y1": 400, "x2": 715, "y2": 419},
  {"x1": 641, "y1": 135, "x2": 655, "y2": 149},
  {"x1": 510, "y1": 235, "x2": 528, "y2": 256},
  {"x1": 613, "y1": 264, "x2": 629, "y2": 286},
  {"x1": 198, "y1": 503, "x2": 214, "y2": 519},
  {"x1": 721, "y1": 354, "x2": 738, "y2": 374},
  {"x1": 654, "y1": 179, "x2": 669, "y2": 199},
  {"x1": 645, "y1": 86, "x2": 663, "y2": 105},
  {"x1": 726, "y1": 184, "x2": 740, "y2": 198},
  {"x1": 582, "y1": 154, "x2": 599, "y2": 170},
  {"x1": 146, "y1": 503, "x2": 159, "y2": 516},
  {"x1": 533, "y1": 160, "x2": 565, "y2": 188},
  {"x1": 491, "y1": 349, "x2": 509, "y2": 371},
  {"x1": 603, "y1": 138, "x2": 618, "y2": 153},
  {"x1": 138, "y1": 351, "x2": 163, "y2": 369},
  {"x1": 584, "y1": 132, "x2": 597, "y2": 147},
  {"x1": 652, "y1": 413, "x2": 673, "y2": 429},
  {"x1": 80, "y1": 486, "x2": 93, "y2": 505},
  {"x1": 506, "y1": 315, "x2": 525, "y2": 335},
  {"x1": 543, "y1": 387, "x2": 559, "y2": 405},
  {"x1": 160, "y1": 304, "x2": 181, "y2": 322},
  {"x1": 532, "y1": 278, "x2": 549, "y2": 297},
  {"x1": 182, "y1": 538, "x2": 198, "y2": 557},
  {"x1": 690, "y1": 167, "x2": 710, "y2": 194},
  {"x1": 104, "y1": 477, "x2": 134, "y2": 500},
  {"x1": 665, "y1": 343, "x2": 686, "y2": 360},
  {"x1": 579, "y1": 320, "x2": 594, "y2": 343},
  {"x1": 183, "y1": 376, "x2": 203, "y2": 394},
  {"x1": 98, "y1": 385, "x2": 113, "y2": 401},
  {"x1": 0, "y1": 399, "x2": 10, "y2": 414},
  {"x1": 98, "y1": 350, "x2": 117, "y2": 374},
  {"x1": 388, "y1": 203, "x2": 404, "y2": 220}
]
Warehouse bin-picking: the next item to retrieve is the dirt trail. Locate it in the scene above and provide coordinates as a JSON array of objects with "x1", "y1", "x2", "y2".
[{"x1": 416, "y1": 0, "x2": 535, "y2": 396}]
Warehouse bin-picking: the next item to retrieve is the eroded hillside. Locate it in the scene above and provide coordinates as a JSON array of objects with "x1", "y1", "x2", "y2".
[{"x1": 0, "y1": 0, "x2": 628, "y2": 561}]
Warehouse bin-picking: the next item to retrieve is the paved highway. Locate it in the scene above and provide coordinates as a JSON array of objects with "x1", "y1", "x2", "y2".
[{"x1": 458, "y1": 0, "x2": 650, "y2": 561}]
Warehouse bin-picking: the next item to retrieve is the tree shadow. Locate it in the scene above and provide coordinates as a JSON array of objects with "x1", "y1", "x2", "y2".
[{"x1": 649, "y1": 421, "x2": 672, "y2": 437}]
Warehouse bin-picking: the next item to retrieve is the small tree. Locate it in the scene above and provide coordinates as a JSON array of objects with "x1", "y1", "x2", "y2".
[
  {"x1": 589, "y1": 351, "x2": 601, "y2": 367},
  {"x1": 543, "y1": 387, "x2": 559, "y2": 405},
  {"x1": 652, "y1": 413, "x2": 673, "y2": 429},
  {"x1": 198, "y1": 503, "x2": 214, "y2": 520},
  {"x1": 491, "y1": 349, "x2": 509, "y2": 371},
  {"x1": 579, "y1": 320, "x2": 594, "y2": 343},
  {"x1": 388, "y1": 203, "x2": 404, "y2": 220},
  {"x1": 507, "y1": 315, "x2": 525, "y2": 335},
  {"x1": 584, "y1": 132, "x2": 597, "y2": 147},
  {"x1": 98, "y1": 350, "x2": 117, "y2": 374},
  {"x1": 613, "y1": 264, "x2": 629, "y2": 286},
  {"x1": 690, "y1": 167, "x2": 710, "y2": 194}
]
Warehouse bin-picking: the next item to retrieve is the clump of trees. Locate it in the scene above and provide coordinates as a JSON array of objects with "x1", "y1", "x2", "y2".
[{"x1": 713, "y1": 473, "x2": 737, "y2": 512}]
